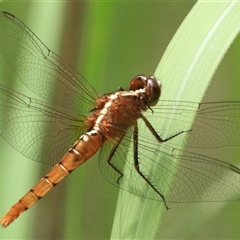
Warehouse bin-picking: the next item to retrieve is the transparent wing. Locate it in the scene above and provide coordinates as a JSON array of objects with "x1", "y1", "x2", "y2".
[
  {"x1": 0, "y1": 12, "x2": 98, "y2": 113},
  {"x1": 99, "y1": 121, "x2": 240, "y2": 203},
  {"x1": 166, "y1": 148, "x2": 240, "y2": 203},
  {"x1": 143, "y1": 100, "x2": 240, "y2": 148},
  {"x1": 0, "y1": 11, "x2": 96, "y2": 165},
  {"x1": 0, "y1": 84, "x2": 87, "y2": 165}
]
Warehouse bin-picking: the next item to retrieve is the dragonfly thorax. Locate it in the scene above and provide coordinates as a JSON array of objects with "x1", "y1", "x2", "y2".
[{"x1": 85, "y1": 76, "x2": 160, "y2": 141}]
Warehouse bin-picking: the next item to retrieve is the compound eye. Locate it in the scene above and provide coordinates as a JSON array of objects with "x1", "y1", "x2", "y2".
[
  {"x1": 146, "y1": 76, "x2": 161, "y2": 106},
  {"x1": 130, "y1": 75, "x2": 147, "y2": 91}
]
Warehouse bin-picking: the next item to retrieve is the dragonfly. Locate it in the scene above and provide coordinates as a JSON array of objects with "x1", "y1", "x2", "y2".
[{"x1": 1, "y1": 11, "x2": 240, "y2": 227}]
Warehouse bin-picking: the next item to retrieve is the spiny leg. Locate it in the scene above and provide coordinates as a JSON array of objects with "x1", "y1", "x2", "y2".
[
  {"x1": 140, "y1": 114, "x2": 191, "y2": 143},
  {"x1": 133, "y1": 122, "x2": 169, "y2": 209},
  {"x1": 107, "y1": 137, "x2": 125, "y2": 184}
]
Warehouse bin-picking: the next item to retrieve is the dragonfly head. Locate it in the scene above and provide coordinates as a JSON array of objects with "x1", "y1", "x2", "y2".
[{"x1": 130, "y1": 75, "x2": 161, "y2": 106}]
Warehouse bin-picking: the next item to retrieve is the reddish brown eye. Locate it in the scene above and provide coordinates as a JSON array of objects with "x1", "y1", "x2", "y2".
[
  {"x1": 130, "y1": 75, "x2": 147, "y2": 91},
  {"x1": 130, "y1": 75, "x2": 161, "y2": 106},
  {"x1": 146, "y1": 76, "x2": 161, "y2": 106}
]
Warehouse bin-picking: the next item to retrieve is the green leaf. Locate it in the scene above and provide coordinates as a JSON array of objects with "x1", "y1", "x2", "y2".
[{"x1": 111, "y1": 2, "x2": 240, "y2": 239}]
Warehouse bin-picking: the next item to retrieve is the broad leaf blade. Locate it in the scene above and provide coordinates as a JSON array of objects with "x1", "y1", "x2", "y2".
[{"x1": 111, "y1": 2, "x2": 240, "y2": 239}]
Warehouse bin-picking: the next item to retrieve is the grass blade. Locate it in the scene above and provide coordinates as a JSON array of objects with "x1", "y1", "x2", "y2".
[{"x1": 111, "y1": 1, "x2": 240, "y2": 239}]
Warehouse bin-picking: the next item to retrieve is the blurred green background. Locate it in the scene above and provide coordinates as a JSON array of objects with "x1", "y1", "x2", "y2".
[{"x1": 0, "y1": 1, "x2": 240, "y2": 239}]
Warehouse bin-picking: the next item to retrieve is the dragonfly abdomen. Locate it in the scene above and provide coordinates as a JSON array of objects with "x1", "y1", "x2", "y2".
[{"x1": 0, "y1": 130, "x2": 103, "y2": 227}]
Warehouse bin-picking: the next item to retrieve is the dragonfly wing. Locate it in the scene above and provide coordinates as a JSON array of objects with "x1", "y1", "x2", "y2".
[
  {"x1": 99, "y1": 120, "x2": 240, "y2": 203},
  {"x1": 144, "y1": 100, "x2": 240, "y2": 148},
  {"x1": 166, "y1": 148, "x2": 240, "y2": 203},
  {"x1": 186, "y1": 101, "x2": 240, "y2": 148},
  {"x1": 0, "y1": 12, "x2": 98, "y2": 113},
  {"x1": 0, "y1": 84, "x2": 86, "y2": 165}
]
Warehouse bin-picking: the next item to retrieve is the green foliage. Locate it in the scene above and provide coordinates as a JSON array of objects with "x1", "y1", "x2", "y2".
[{"x1": 112, "y1": 2, "x2": 240, "y2": 239}]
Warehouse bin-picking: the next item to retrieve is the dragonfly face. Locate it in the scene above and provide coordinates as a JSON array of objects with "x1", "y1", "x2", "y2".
[
  {"x1": 130, "y1": 75, "x2": 161, "y2": 107},
  {"x1": 1, "y1": 11, "x2": 240, "y2": 227}
]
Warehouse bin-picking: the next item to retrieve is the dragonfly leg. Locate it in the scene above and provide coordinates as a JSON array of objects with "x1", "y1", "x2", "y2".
[
  {"x1": 140, "y1": 114, "x2": 191, "y2": 143},
  {"x1": 133, "y1": 122, "x2": 169, "y2": 209},
  {"x1": 107, "y1": 137, "x2": 125, "y2": 184}
]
